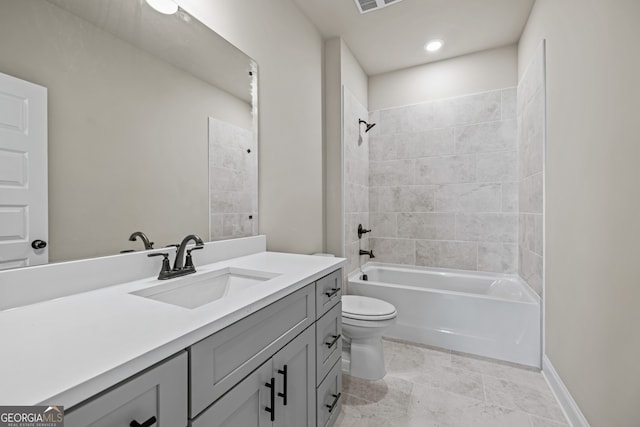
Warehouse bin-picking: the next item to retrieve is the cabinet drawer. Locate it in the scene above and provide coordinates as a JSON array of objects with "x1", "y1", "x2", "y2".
[
  {"x1": 315, "y1": 269, "x2": 341, "y2": 318},
  {"x1": 190, "y1": 284, "x2": 314, "y2": 417},
  {"x1": 316, "y1": 359, "x2": 342, "y2": 427},
  {"x1": 65, "y1": 352, "x2": 188, "y2": 427},
  {"x1": 316, "y1": 301, "x2": 342, "y2": 384}
]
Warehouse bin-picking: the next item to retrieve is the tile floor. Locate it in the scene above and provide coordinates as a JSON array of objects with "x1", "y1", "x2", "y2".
[{"x1": 335, "y1": 339, "x2": 568, "y2": 427}]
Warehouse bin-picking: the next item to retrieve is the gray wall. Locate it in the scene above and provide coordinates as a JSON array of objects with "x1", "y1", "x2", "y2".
[{"x1": 519, "y1": 0, "x2": 640, "y2": 424}]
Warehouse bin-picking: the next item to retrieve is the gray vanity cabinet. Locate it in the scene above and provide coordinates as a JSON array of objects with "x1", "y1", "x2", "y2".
[
  {"x1": 63, "y1": 268, "x2": 343, "y2": 427},
  {"x1": 64, "y1": 352, "x2": 188, "y2": 427},
  {"x1": 193, "y1": 326, "x2": 316, "y2": 427}
]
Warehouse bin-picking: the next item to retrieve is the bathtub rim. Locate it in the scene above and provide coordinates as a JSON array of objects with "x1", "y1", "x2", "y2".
[{"x1": 347, "y1": 262, "x2": 540, "y2": 305}]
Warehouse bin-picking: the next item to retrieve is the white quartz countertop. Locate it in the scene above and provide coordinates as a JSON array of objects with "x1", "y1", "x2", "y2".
[{"x1": 0, "y1": 251, "x2": 345, "y2": 408}]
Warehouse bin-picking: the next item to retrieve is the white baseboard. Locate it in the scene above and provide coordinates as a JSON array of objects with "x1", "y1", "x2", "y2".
[{"x1": 542, "y1": 355, "x2": 590, "y2": 427}]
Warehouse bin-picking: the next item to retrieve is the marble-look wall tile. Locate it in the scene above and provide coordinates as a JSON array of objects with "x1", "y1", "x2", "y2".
[
  {"x1": 370, "y1": 159, "x2": 415, "y2": 186},
  {"x1": 368, "y1": 88, "x2": 519, "y2": 274},
  {"x1": 416, "y1": 155, "x2": 476, "y2": 185},
  {"x1": 398, "y1": 213, "x2": 456, "y2": 240},
  {"x1": 210, "y1": 191, "x2": 252, "y2": 214},
  {"x1": 519, "y1": 247, "x2": 543, "y2": 295},
  {"x1": 345, "y1": 212, "x2": 369, "y2": 245},
  {"x1": 478, "y1": 242, "x2": 517, "y2": 273},
  {"x1": 370, "y1": 213, "x2": 397, "y2": 238},
  {"x1": 534, "y1": 214, "x2": 543, "y2": 255},
  {"x1": 476, "y1": 151, "x2": 518, "y2": 182},
  {"x1": 343, "y1": 87, "x2": 370, "y2": 275},
  {"x1": 395, "y1": 129, "x2": 455, "y2": 159},
  {"x1": 501, "y1": 87, "x2": 517, "y2": 120},
  {"x1": 416, "y1": 240, "x2": 477, "y2": 270},
  {"x1": 433, "y1": 90, "x2": 502, "y2": 128},
  {"x1": 455, "y1": 119, "x2": 517, "y2": 155},
  {"x1": 502, "y1": 182, "x2": 519, "y2": 212},
  {"x1": 370, "y1": 238, "x2": 415, "y2": 265},
  {"x1": 519, "y1": 172, "x2": 543, "y2": 214},
  {"x1": 435, "y1": 183, "x2": 501, "y2": 212},
  {"x1": 209, "y1": 118, "x2": 257, "y2": 241},
  {"x1": 368, "y1": 134, "x2": 396, "y2": 162},
  {"x1": 517, "y1": 43, "x2": 545, "y2": 296},
  {"x1": 345, "y1": 182, "x2": 369, "y2": 213},
  {"x1": 456, "y1": 213, "x2": 518, "y2": 243},
  {"x1": 222, "y1": 213, "x2": 253, "y2": 238},
  {"x1": 377, "y1": 186, "x2": 435, "y2": 212}
]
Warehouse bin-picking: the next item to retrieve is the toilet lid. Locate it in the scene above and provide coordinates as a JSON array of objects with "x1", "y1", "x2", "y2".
[{"x1": 342, "y1": 295, "x2": 397, "y2": 321}]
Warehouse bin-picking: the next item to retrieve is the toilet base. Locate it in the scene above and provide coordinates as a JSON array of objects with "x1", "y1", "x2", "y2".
[{"x1": 342, "y1": 335, "x2": 387, "y2": 380}]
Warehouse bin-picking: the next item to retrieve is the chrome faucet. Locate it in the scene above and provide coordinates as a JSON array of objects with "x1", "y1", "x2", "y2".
[
  {"x1": 129, "y1": 231, "x2": 154, "y2": 250},
  {"x1": 147, "y1": 234, "x2": 204, "y2": 280}
]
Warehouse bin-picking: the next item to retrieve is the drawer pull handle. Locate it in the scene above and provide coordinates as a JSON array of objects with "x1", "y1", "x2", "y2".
[
  {"x1": 130, "y1": 416, "x2": 156, "y2": 427},
  {"x1": 265, "y1": 377, "x2": 276, "y2": 421},
  {"x1": 326, "y1": 393, "x2": 342, "y2": 413},
  {"x1": 325, "y1": 334, "x2": 341, "y2": 348},
  {"x1": 277, "y1": 365, "x2": 288, "y2": 406},
  {"x1": 324, "y1": 287, "x2": 340, "y2": 298}
]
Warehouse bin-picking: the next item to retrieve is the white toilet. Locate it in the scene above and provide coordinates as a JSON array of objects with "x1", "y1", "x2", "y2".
[{"x1": 341, "y1": 295, "x2": 397, "y2": 380}]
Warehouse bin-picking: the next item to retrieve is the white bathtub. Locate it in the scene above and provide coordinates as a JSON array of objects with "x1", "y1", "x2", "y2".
[{"x1": 347, "y1": 263, "x2": 541, "y2": 368}]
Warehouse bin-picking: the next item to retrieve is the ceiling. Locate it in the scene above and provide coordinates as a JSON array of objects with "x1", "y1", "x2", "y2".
[{"x1": 292, "y1": 0, "x2": 535, "y2": 76}]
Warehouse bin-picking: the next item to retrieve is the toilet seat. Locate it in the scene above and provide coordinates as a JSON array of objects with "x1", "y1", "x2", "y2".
[{"x1": 342, "y1": 295, "x2": 397, "y2": 321}]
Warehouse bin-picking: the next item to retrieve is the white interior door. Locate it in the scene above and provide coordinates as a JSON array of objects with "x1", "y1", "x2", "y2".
[{"x1": 0, "y1": 72, "x2": 48, "y2": 270}]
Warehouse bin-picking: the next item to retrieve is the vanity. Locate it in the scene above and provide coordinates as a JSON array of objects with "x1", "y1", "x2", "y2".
[{"x1": 0, "y1": 237, "x2": 345, "y2": 427}]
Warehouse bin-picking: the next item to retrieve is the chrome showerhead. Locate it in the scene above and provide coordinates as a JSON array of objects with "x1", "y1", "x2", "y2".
[{"x1": 359, "y1": 119, "x2": 376, "y2": 133}]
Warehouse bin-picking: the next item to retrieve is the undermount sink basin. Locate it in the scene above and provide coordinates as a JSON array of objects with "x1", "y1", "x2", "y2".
[{"x1": 131, "y1": 267, "x2": 281, "y2": 309}]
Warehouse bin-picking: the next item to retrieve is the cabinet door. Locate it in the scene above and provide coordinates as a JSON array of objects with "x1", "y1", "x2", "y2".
[
  {"x1": 192, "y1": 361, "x2": 273, "y2": 427},
  {"x1": 273, "y1": 327, "x2": 316, "y2": 427},
  {"x1": 65, "y1": 352, "x2": 187, "y2": 427}
]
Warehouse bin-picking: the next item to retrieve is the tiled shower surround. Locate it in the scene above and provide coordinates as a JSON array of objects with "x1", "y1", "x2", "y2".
[
  {"x1": 367, "y1": 89, "x2": 519, "y2": 273},
  {"x1": 518, "y1": 44, "x2": 545, "y2": 295},
  {"x1": 343, "y1": 88, "x2": 370, "y2": 275},
  {"x1": 208, "y1": 117, "x2": 258, "y2": 241}
]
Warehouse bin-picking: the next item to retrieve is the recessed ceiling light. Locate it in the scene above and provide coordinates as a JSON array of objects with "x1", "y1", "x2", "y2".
[
  {"x1": 145, "y1": 0, "x2": 179, "y2": 15},
  {"x1": 425, "y1": 39, "x2": 444, "y2": 53}
]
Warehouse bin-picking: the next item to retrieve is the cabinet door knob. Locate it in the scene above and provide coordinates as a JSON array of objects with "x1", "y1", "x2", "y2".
[
  {"x1": 31, "y1": 239, "x2": 47, "y2": 250},
  {"x1": 265, "y1": 377, "x2": 276, "y2": 421},
  {"x1": 130, "y1": 416, "x2": 156, "y2": 427}
]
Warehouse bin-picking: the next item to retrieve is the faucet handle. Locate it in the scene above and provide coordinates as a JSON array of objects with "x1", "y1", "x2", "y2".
[
  {"x1": 185, "y1": 246, "x2": 204, "y2": 269},
  {"x1": 148, "y1": 252, "x2": 172, "y2": 279}
]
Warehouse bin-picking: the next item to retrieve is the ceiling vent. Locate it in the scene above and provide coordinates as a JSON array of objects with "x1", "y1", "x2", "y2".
[{"x1": 353, "y1": 0, "x2": 405, "y2": 14}]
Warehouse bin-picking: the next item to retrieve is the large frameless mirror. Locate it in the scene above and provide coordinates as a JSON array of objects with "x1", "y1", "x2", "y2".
[{"x1": 0, "y1": 0, "x2": 258, "y2": 269}]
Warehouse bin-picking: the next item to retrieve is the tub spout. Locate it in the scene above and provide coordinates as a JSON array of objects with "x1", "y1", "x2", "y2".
[{"x1": 359, "y1": 249, "x2": 375, "y2": 259}]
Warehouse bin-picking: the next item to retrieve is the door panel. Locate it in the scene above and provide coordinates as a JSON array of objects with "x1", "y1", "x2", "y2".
[
  {"x1": 192, "y1": 360, "x2": 272, "y2": 427},
  {"x1": 273, "y1": 327, "x2": 316, "y2": 427},
  {"x1": 0, "y1": 72, "x2": 47, "y2": 270}
]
